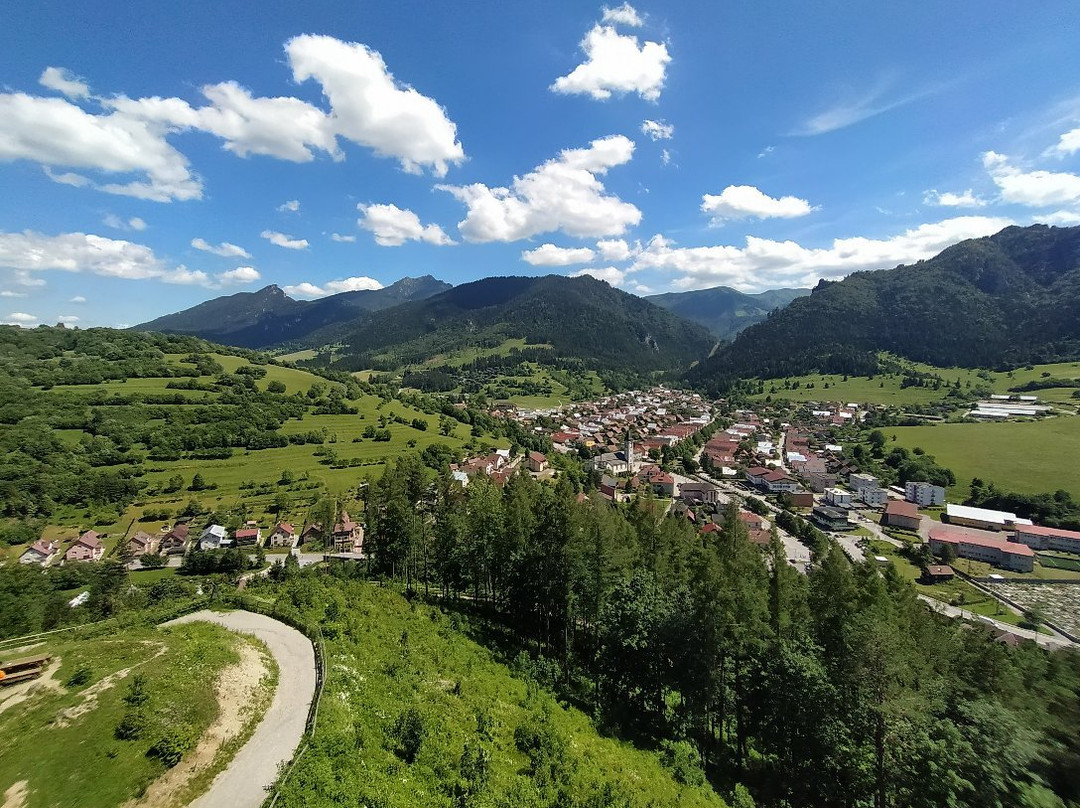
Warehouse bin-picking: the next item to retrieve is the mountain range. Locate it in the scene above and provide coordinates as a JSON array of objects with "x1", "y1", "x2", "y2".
[
  {"x1": 132, "y1": 275, "x2": 451, "y2": 348},
  {"x1": 328, "y1": 274, "x2": 717, "y2": 374},
  {"x1": 688, "y1": 223, "x2": 1080, "y2": 388},
  {"x1": 646, "y1": 286, "x2": 809, "y2": 340}
]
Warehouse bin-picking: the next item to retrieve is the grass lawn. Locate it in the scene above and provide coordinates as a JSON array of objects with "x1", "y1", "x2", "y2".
[
  {"x1": 0, "y1": 621, "x2": 266, "y2": 808},
  {"x1": 890, "y1": 417, "x2": 1080, "y2": 497}
]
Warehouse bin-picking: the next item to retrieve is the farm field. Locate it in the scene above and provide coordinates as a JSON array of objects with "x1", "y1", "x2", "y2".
[
  {"x1": 891, "y1": 417, "x2": 1080, "y2": 497},
  {"x1": 0, "y1": 621, "x2": 271, "y2": 808},
  {"x1": 19, "y1": 351, "x2": 493, "y2": 556}
]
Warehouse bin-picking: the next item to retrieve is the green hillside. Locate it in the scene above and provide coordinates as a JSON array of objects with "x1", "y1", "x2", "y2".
[
  {"x1": 0, "y1": 326, "x2": 510, "y2": 562},
  {"x1": 647, "y1": 285, "x2": 809, "y2": 340},
  {"x1": 262, "y1": 579, "x2": 729, "y2": 808},
  {"x1": 320, "y1": 274, "x2": 717, "y2": 375},
  {"x1": 690, "y1": 224, "x2": 1080, "y2": 390}
]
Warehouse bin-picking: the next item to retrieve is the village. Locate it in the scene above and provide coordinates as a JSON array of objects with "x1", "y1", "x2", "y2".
[{"x1": 12, "y1": 385, "x2": 1080, "y2": 645}]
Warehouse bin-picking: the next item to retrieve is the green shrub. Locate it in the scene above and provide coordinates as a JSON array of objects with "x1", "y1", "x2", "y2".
[
  {"x1": 64, "y1": 664, "x2": 93, "y2": 688},
  {"x1": 148, "y1": 723, "x2": 197, "y2": 768},
  {"x1": 115, "y1": 709, "x2": 148, "y2": 740},
  {"x1": 391, "y1": 706, "x2": 426, "y2": 763}
]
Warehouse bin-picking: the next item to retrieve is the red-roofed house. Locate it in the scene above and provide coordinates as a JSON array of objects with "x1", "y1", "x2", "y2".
[
  {"x1": 234, "y1": 524, "x2": 263, "y2": 546},
  {"x1": 65, "y1": 533, "x2": 104, "y2": 562},
  {"x1": 882, "y1": 501, "x2": 922, "y2": 531},
  {"x1": 332, "y1": 512, "x2": 364, "y2": 553},
  {"x1": 1013, "y1": 523, "x2": 1080, "y2": 554},
  {"x1": 526, "y1": 451, "x2": 548, "y2": 473},
  {"x1": 128, "y1": 530, "x2": 159, "y2": 555},
  {"x1": 267, "y1": 522, "x2": 297, "y2": 548},
  {"x1": 745, "y1": 467, "x2": 772, "y2": 487},
  {"x1": 928, "y1": 527, "x2": 1034, "y2": 572},
  {"x1": 761, "y1": 469, "x2": 797, "y2": 494},
  {"x1": 160, "y1": 523, "x2": 189, "y2": 555},
  {"x1": 20, "y1": 540, "x2": 58, "y2": 566}
]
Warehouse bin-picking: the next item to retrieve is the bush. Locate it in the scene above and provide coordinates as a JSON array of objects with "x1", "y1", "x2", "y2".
[
  {"x1": 660, "y1": 740, "x2": 706, "y2": 787},
  {"x1": 65, "y1": 664, "x2": 93, "y2": 688},
  {"x1": 148, "y1": 723, "x2": 197, "y2": 767},
  {"x1": 391, "y1": 706, "x2": 426, "y2": 763},
  {"x1": 115, "y1": 708, "x2": 148, "y2": 740}
]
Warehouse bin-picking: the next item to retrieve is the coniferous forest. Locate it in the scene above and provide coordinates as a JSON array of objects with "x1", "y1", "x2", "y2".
[{"x1": 344, "y1": 455, "x2": 1080, "y2": 808}]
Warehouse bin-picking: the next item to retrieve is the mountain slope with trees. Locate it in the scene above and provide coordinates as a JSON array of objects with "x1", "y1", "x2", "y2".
[
  {"x1": 689, "y1": 224, "x2": 1080, "y2": 389},
  {"x1": 647, "y1": 285, "x2": 809, "y2": 340},
  {"x1": 320, "y1": 274, "x2": 717, "y2": 374},
  {"x1": 132, "y1": 275, "x2": 452, "y2": 348}
]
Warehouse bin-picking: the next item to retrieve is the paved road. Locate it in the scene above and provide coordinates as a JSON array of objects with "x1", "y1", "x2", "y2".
[
  {"x1": 917, "y1": 595, "x2": 1075, "y2": 650},
  {"x1": 165, "y1": 610, "x2": 316, "y2": 808}
]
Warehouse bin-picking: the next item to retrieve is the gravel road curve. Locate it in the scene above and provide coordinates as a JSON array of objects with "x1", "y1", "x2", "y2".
[{"x1": 164, "y1": 610, "x2": 316, "y2": 808}]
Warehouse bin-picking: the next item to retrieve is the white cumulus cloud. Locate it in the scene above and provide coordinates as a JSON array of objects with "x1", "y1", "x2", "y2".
[
  {"x1": 602, "y1": 3, "x2": 643, "y2": 26},
  {"x1": 70, "y1": 295, "x2": 87, "y2": 303},
  {"x1": 570, "y1": 266, "x2": 626, "y2": 286},
  {"x1": 701, "y1": 185, "x2": 817, "y2": 224},
  {"x1": 3, "y1": 312, "x2": 38, "y2": 325},
  {"x1": 278, "y1": 199, "x2": 300, "y2": 212},
  {"x1": 0, "y1": 290, "x2": 27, "y2": 298},
  {"x1": 191, "y1": 237, "x2": 251, "y2": 258},
  {"x1": 923, "y1": 189, "x2": 986, "y2": 208},
  {"x1": 983, "y1": 151, "x2": 1080, "y2": 208},
  {"x1": 0, "y1": 230, "x2": 212, "y2": 286},
  {"x1": 261, "y1": 230, "x2": 308, "y2": 250},
  {"x1": 438, "y1": 135, "x2": 640, "y2": 242},
  {"x1": 551, "y1": 20, "x2": 670, "y2": 101},
  {"x1": 39, "y1": 66, "x2": 90, "y2": 99},
  {"x1": 640, "y1": 119, "x2": 673, "y2": 141},
  {"x1": 1051, "y1": 127, "x2": 1080, "y2": 157},
  {"x1": 521, "y1": 244, "x2": 596, "y2": 266},
  {"x1": 286, "y1": 34, "x2": 465, "y2": 176},
  {"x1": 55, "y1": 315, "x2": 79, "y2": 324},
  {"x1": 631, "y1": 216, "x2": 1013, "y2": 291},
  {"x1": 218, "y1": 266, "x2": 261, "y2": 285},
  {"x1": 0, "y1": 92, "x2": 203, "y2": 202},
  {"x1": 357, "y1": 203, "x2": 455, "y2": 247},
  {"x1": 1038, "y1": 209, "x2": 1080, "y2": 226},
  {"x1": 283, "y1": 276, "x2": 383, "y2": 299},
  {"x1": 330, "y1": 233, "x2": 356, "y2": 243},
  {"x1": 596, "y1": 238, "x2": 639, "y2": 262}
]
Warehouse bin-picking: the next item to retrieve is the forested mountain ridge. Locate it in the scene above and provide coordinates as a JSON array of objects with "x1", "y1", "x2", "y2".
[
  {"x1": 688, "y1": 224, "x2": 1080, "y2": 388},
  {"x1": 647, "y1": 285, "x2": 809, "y2": 340},
  {"x1": 319, "y1": 274, "x2": 717, "y2": 374},
  {"x1": 132, "y1": 275, "x2": 452, "y2": 348}
]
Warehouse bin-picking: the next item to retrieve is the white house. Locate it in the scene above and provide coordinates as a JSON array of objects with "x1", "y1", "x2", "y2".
[
  {"x1": 199, "y1": 524, "x2": 230, "y2": 550},
  {"x1": 19, "y1": 540, "x2": 58, "y2": 566},
  {"x1": 848, "y1": 473, "x2": 879, "y2": 492},
  {"x1": 825, "y1": 488, "x2": 852, "y2": 507},
  {"x1": 859, "y1": 487, "x2": 889, "y2": 507},
  {"x1": 906, "y1": 481, "x2": 945, "y2": 507}
]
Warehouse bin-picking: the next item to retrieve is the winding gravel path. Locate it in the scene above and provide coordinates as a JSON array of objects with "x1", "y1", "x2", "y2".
[{"x1": 164, "y1": 610, "x2": 316, "y2": 808}]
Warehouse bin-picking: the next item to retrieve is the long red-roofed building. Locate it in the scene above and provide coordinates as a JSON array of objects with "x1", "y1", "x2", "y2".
[{"x1": 928, "y1": 526, "x2": 1034, "y2": 572}]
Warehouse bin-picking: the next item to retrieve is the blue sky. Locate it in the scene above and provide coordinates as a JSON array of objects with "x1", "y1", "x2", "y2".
[{"x1": 2, "y1": 1, "x2": 1079, "y2": 327}]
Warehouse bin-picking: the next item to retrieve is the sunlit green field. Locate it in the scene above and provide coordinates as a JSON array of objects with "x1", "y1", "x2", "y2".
[
  {"x1": 891, "y1": 417, "x2": 1080, "y2": 497},
  {"x1": 752, "y1": 360, "x2": 1080, "y2": 408}
]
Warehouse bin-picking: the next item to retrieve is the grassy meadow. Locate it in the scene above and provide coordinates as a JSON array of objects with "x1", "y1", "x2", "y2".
[
  {"x1": 752, "y1": 359, "x2": 1080, "y2": 408},
  {"x1": 890, "y1": 417, "x2": 1080, "y2": 497},
  {"x1": 0, "y1": 621, "x2": 266, "y2": 808}
]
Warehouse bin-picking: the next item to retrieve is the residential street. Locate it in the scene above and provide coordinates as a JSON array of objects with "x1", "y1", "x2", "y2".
[{"x1": 165, "y1": 610, "x2": 316, "y2": 808}]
